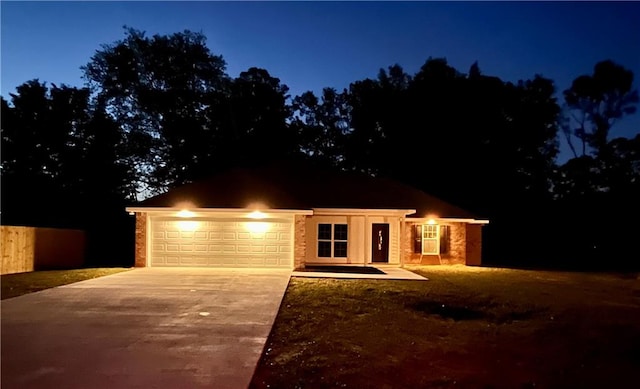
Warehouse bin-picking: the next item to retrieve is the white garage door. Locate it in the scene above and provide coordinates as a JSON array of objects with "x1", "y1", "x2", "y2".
[{"x1": 150, "y1": 217, "x2": 293, "y2": 268}]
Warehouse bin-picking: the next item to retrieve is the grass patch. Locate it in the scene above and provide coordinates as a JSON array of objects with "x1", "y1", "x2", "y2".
[
  {"x1": 1, "y1": 268, "x2": 130, "y2": 300},
  {"x1": 251, "y1": 266, "x2": 640, "y2": 389}
]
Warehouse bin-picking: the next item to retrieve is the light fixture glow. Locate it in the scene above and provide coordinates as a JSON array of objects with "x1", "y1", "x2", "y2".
[
  {"x1": 248, "y1": 210, "x2": 266, "y2": 219},
  {"x1": 246, "y1": 222, "x2": 269, "y2": 233},
  {"x1": 176, "y1": 220, "x2": 199, "y2": 231},
  {"x1": 427, "y1": 219, "x2": 437, "y2": 225},
  {"x1": 177, "y1": 209, "x2": 195, "y2": 218}
]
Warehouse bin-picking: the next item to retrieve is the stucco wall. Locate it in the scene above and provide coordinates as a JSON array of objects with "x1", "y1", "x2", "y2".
[{"x1": 134, "y1": 213, "x2": 147, "y2": 267}]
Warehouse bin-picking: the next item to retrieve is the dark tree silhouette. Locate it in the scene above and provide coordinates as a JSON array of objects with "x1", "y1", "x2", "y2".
[
  {"x1": 563, "y1": 60, "x2": 638, "y2": 158},
  {"x1": 225, "y1": 67, "x2": 297, "y2": 168},
  {"x1": 83, "y1": 27, "x2": 230, "y2": 193},
  {"x1": 291, "y1": 87, "x2": 351, "y2": 167}
]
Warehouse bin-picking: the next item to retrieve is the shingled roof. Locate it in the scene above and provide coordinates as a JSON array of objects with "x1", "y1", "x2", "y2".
[{"x1": 138, "y1": 163, "x2": 479, "y2": 219}]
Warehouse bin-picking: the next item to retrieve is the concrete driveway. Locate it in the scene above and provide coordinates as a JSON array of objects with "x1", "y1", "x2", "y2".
[{"x1": 1, "y1": 267, "x2": 291, "y2": 389}]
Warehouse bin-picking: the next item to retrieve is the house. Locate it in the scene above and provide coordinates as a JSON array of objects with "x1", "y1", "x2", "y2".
[{"x1": 126, "y1": 163, "x2": 488, "y2": 269}]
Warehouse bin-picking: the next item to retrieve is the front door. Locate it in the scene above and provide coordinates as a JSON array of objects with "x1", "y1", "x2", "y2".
[{"x1": 371, "y1": 223, "x2": 390, "y2": 263}]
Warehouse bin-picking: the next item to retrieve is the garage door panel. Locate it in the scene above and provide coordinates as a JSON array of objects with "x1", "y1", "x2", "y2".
[{"x1": 150, "y1": 217, "x2": 292, "y2": 268}]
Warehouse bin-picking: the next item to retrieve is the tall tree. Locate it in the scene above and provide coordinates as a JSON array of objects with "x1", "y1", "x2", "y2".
[
  {"x1": 563, "y1": 60, "x2": 638, "y2": 158},
  {"x1": 1, "y1": 80, "x2": 134, "y2": 228},
  {"x1": 292, "y1": 87, "x2": 351, "y2": 167},
  {"x1": 225, "y1": 67, "x2": 296, "y2": 167},
  {"x1": 83, "y1": 27, "x2": 230, "y2": 193}
]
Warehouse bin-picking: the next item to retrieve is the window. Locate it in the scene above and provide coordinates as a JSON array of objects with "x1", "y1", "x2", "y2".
[
  {"x1": 422, "y1": 224, "x2": 439, "y2": 254},
  {"x1": 318, "y1": 223, "x2": 348, "y2": 258},
  {"x1": 414, "y1": 223, "x2": 449, "y2": 255}
]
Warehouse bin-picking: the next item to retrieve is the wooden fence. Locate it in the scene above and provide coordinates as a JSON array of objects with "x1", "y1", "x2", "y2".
[{"x1": 1, "y1": 226, "x2": 85, "y2": 275}]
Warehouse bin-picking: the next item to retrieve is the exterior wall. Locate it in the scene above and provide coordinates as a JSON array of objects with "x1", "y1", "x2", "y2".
[
  {"x1": 465, "y1": 224, "x2": 483, "y2": 266},
  {"x1": 448, "y1": 223, "x2": 467, "y2": 265},
  {"x1": 348, "y1": 216, "x2": 366, "y2": 264},
  {"x1": 305, "y1": 215, "x2": 352, "y2": 264},
  {"x1": 304, "y1": 214, "x2": 401, "y2": 265},
  {"x1": 364, "y1": 216, "x2": 401, "y2": 264},
  {"x1": 401, "y1": 221, "x2": 468, "y2": 265},
  {"x1": 1, "y1": 226, "x2": 85, "y2": 275},
  {"x1": 135, "y1": 212, "x2": 147, "y2": 267},
  {"x1": 293, "y1": 215, "x2": 307, "y2": 269}
]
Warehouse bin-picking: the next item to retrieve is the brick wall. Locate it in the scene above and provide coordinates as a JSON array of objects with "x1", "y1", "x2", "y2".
[
  {"x1": 401, "y1": 221, "x2": 469, "y2": 265},
  {"x1": 293, "y1": 215, "x2": 307, "y2": 269},
  {"x1": 446, "y1": 222, "x2": 466, "y2": 265},
  {"x1": 465, "y1": 224, "x2": 483, "y2": 266},
  {"x1": 134, "y1": 213, "x2": 147, "y2": 267}
]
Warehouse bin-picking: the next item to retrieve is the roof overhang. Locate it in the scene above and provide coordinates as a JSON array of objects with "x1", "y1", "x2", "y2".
[
  {"x1": 125, "y1": 207, "x2": 314, "y2": 218},
  {"x1": 407, "y1": 216, "x2": 490, "y2": 225},
  {"x1": 311, "y1": 208, "x2": 417, "y2": 217}
]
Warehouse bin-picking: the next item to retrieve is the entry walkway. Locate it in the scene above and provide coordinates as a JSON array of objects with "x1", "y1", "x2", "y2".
[{"x1": 292, "y1": 266, "x2": 428, "y2": 280}]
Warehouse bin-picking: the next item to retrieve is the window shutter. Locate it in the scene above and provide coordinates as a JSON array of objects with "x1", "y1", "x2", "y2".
[
  {"x1": 413, "y1": 224, "x2": 422, "y2": 253},
  {"x1": 439, "y1": 225, "x2": 450, "y2": 254}
]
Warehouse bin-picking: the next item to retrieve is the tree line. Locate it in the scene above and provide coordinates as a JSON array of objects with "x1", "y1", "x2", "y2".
[{"x1": 1, "y1": 28, "x2": 638, "y2": 269}]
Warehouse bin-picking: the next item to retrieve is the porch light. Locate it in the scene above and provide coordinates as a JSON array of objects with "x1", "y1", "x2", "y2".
[
  {"x1": 248, "y1": 210, "x2": 266, "y2": 219},
  {"x1": 177, "y1": 209, "x2": 195, "y2": 218},
  {"x1": 427, "y1": 219, "x2": 437, "y2": 225}
]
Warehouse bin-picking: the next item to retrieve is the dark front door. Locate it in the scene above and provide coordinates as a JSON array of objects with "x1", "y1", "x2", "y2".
[{"x1": 372, "y1": 223, "x2": 390, "y2": 263}]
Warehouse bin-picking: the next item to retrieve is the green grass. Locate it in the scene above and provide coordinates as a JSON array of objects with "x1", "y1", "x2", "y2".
[
  {"x1": 251, "y1": 266, "x2": 640, "y2": 389},
  {"x1": 1, "y1": 268, "x2": 130, "y2": 300}
]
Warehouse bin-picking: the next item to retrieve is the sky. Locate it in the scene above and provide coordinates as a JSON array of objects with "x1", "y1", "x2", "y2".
[{"x1": 2, "y1": 1, "x2": 639, "y2": 162}]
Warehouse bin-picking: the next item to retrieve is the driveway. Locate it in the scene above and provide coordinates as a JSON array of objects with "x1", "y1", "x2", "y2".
[{"x1": 1, "y1": 267, "x2": 291, "y2": 389}]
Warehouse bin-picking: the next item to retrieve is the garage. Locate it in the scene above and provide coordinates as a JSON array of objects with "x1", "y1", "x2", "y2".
[{"x1": 149, "y1": 217, "x2": 293, "y2": 268}]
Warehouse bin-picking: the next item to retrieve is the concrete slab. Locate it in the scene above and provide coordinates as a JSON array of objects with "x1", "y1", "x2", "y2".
[
  {"x1": 1, "y1": 267, "x2": 291, "y2": 389},
  {"x1": 292, "y1": 267, "x2": 428, "y2": 280}
]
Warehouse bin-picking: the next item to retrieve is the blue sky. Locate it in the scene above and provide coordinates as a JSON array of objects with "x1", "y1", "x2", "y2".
[{"x1": 2, "y1": 1, "x2": 639, "y2": 162}]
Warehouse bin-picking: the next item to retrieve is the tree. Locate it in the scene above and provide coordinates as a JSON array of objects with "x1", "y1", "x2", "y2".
[
  {"x1": 225, "y1": 67, "x2": 296, "y2": 167},
  {"x1": 291, "y1": 87, "x2": 351, "y2": 167},
  {"x1": 563, "y1": 60, "x2": 638, "y2": 158},
  {"x1": 1, "y1": 80, "x2": 135, "y2": 227},
  {"x1": 83, "y1": 27, "x2": 230, "y2": 193}
]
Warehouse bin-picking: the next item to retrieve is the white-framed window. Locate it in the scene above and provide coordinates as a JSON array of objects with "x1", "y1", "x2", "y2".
[
  {"x1": 422, "y1": 224, "x2": 440, "y2": 254},
  {"x1": 414, "y1": 224, "x2": 450, "y2": 255},
  {"x1": 318, "y1": 223, "x2": 348, "y2": 258}
]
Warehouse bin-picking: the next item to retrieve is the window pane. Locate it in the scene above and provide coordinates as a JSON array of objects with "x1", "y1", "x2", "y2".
[
  {"x1": 423, "y1": 240, "x2": 437, "y2": 254},
  {"x1": 334, "y1": 224, "x2": 348, "y2": 241},
  {"x1": 318, "y1": 224, "x2": 332, "y2": 240},
  {"x1": 334, "y1": 241, "x2": 348, "y2": 257},
  {"x1": 318, "y1": 241, "x2": 332, "y2": 257}
]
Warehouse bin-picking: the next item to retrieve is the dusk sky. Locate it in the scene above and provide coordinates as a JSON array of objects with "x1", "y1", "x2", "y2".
[{"x1": 2, "y1": 1, "x2": 639, "y2": 162}]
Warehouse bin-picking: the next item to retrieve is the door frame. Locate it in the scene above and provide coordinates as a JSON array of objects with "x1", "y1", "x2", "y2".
[{"x1": 371, "y1": 223, "x2": 390, "y2": 263}]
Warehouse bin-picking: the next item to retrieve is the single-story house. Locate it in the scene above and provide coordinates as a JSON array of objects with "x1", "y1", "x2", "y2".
[{"x1": 126, "y1": 163, "x2": 488, "y2": 269}]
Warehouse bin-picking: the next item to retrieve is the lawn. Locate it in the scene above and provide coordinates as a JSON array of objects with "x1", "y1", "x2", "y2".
[
  {"x1": 250, "y1": 266, "x2": 640, "y2": 389},
  {"x1": 1, "y1": 268, "x2": 130, "y2": 300}
]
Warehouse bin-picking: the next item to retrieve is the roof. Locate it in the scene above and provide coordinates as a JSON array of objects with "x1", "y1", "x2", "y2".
[{"x1": 137, "y1": 162, "x2": 480, "y2": 219}]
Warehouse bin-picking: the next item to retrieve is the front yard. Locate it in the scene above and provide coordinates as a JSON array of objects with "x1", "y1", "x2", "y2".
[
  {"x1": 250, "y1": 266, "x2": 640, "y2": 389},
  {"x1": 1, "y1": 268, "x2": 130, "y2": 300}
]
